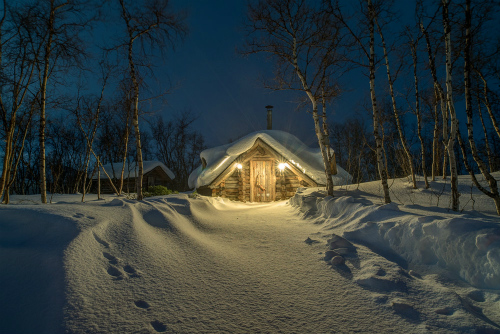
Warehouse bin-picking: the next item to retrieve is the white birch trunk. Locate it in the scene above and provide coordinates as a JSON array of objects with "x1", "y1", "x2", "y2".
[
  {"x1": 97, "y1": 157, "x2": 101, "y2": 200},
  {"x1": 463, "y1": 0, "x2": 500, "y2": 215},
  {"x1": 120, "y1": 0, "x2": 144, "y2": 201},
  {"x1": 368, "y1": 0, "x2": 391, "y2": 203},
  {"x1": 118, "y1": 109, "x2": 131, "y2": 195},
  {"x1": 38, "y1": 1, "x2": 63, "y2": 204},
  {"x1": 476, "y1": 70, "x2": 500, "y2": 140},
  {"x1": 421, "y1": 23, "x2": 449, "y2": 181},
  {"x1": 128, "y1": 44, "x2": 144, "y2": 201},
  {"x1": 443, "y1": 0, "x2": 460, "y2": 211},
  {"x1": 291, "y1": 37, "x2": 334, "y2": 196},
  {"x1": 432, "y1": 93, "x2": 439, "y2": 181},
  {"x1": 411, "y1": 43, "x2": 429, "y2": 188},
  {"x1": 477, "y1": 101, "x2": 493, "y2": 172},
  {"x1": 375, "y1": 18, "x2": 417, "y2": 189}
]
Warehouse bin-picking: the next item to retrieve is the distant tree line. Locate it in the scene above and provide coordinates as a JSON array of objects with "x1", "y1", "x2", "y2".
[
  {"x1": 244, "y1": 0, "x2": 500, "y2": 215},
  {"x1": 0, "y1": 0, "x2": 204, "y2": 203}
]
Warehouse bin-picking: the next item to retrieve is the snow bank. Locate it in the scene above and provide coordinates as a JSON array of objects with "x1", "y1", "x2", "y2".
[
  {"x1": 93, "y1": 160, "x2": 175, "y2": 180},
  {"x1": 188, "y1": 130, "x2": 351, "y2": 189},
  {"x1": 290, "y1": 188, "x2": 500, "y2": 289},
  {"x1": 0, "y1": 207, "x2": 80, "y2": 334}
]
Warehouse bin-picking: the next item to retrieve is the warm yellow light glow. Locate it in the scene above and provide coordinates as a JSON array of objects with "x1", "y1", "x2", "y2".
[
  {"x1": 278, "y1": 163, "x2": 286, "y2": 171},
  {"x1": 216, "y1": 156, "x2": 230, "y2": 170},
  {"x1": 289, "y1": 159, "x2": 305, "y2": 173},
  {"x1": 236, "y1": 163, "x2": 242, "y2": 169}
]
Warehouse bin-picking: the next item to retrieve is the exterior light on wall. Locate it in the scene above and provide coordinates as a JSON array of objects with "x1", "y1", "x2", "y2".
[
  {"x1": 278, "y1": 163, "x2": 286, "y2": 171},
  {"x1": 236, "y1": 163, "x2": 242, "y2": 170}
]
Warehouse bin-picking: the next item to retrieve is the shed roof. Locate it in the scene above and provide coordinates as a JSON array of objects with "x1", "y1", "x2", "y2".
[
  {"x1": 93, "y1": 161, "x2": 175, "y2": 180},
  {"x1": 188, "y1": 130, "x2": 351, "y2": 189}
]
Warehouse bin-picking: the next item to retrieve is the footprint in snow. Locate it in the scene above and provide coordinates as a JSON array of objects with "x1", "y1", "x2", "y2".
[
  {"x1": 435, "y1": 307, "x2": 455, "y2": 316},
  {"x1": 467, "y1": 290, "x2": 485, "y2": 302},
  {"x1": 134, "y1": 300, "x2": 150, "y2": 309},
  {"x1": 391, "y1": 300, "x2": 420, "y2": 321},
  {"x1": 93, "y1": 232, "x2": 110, "y2": 248},
  {"x1": 124, "y1": 265, "x2": 140, "y2": 277},
  {"x1": 304, "y1": 237, "x2": 320, "y2": 245},
  {"x1": 107, "y1": 265, "x2": 123, "y2": 279},
  {"x1": 375, "y1": 267, "x2": 386, "y2": 276},
  {"x1": 150, "y1": 320, "x2": 167, "y2": 332},
  {"x1": 103, "y1": 252, "x2": 118, "y2": 265},
  {"x1": 74, "y1": 213, "x2": 95, "y2": 220}
]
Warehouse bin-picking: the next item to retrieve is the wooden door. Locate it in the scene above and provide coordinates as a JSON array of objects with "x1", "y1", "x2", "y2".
[{"x1": 250, "y1": 160, "x2": 275, "y2": 202}]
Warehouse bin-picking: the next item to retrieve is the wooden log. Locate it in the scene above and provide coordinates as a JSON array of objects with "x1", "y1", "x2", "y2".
[
  {"x1": 285, "y1": 181, "x2": 299, "y2": 186},
  {"x1": 221, "y1": 181, "x2": 226, "y2": 198}
]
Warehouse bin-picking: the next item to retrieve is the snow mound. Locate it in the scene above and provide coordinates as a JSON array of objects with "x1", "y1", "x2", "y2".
[
  {"x1": 188, "y1": 130, "x2": 351, "y2": 189},
  {"x1": 290, "y1": 188, "x2": 500, "y2": 289}
]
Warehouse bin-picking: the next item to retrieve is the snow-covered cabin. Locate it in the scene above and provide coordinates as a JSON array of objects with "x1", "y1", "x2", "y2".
[
  {"x1": 92, "y1": 160, "x2": 175, "y2": 193},
  {"x1": 188, "y1": 130, "x2": 351, "y2": 202}
]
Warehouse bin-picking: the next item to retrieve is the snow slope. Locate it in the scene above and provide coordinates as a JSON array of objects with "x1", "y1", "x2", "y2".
[
  {"x1": 1, "y1": 176, "x2": 500, "y2": 333},
  {"x1": 291, "y1": 195, "x2": 500, "y2": 290},
  {"x1": 188, "y1": 130, "x2": 351, "y2": 189}
]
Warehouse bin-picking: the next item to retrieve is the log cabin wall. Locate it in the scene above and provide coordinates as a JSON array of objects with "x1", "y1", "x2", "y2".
[
  {"x1": 204, "y1": 140, "x2": 319, "y2": 202},
  {"x1": 275, "y1": 168, "x2": 311, "y2": 200},
  {"x1": 211, "y1": 161, "x2": 251, "y2": 201},
  {"x1": 210, "y1": 158, "x2": 311, "y2": 202}
]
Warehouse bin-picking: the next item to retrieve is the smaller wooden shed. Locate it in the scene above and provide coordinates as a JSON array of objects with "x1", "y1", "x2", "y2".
[
  {"x1": 188, "y1": 130, "x2": 351, "y2": 202},
  {"x1": 92, "y1": 161, "x2": 175, "y2": 194}
]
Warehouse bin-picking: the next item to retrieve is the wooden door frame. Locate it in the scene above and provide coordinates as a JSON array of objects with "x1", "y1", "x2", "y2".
[{"x1": 250, "y1": 158, "x2": 276, "y2": 202}]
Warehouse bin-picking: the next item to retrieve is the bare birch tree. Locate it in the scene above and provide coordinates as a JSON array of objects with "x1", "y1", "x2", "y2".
[
  {"x1": 0, "y1": 1, "x2": 40, "y2": 202},
  {"x1": 114, "y1": 0, "x2": 186, "y2": 200},
  {"x1": 73, "y1": 63, "x2": 110, "y2": 202},
  {"x1": 405, "y1": 27, "x2": 429, "y2": 188},
  {"x1": 461, "y1": 0, "x2": 500, "y2": 214},
  {"x1": 475, "y1": 67, "x2": 500, "y2": 141},
  {"x1": 420, "y1": 21, "x2": 449, "y2": 183},
  {"x1": 245, "y1": 0, "x2": 345, "y2": 196},
  {"x1": 22, "y1": 0, "x2": 88, "y2": 203},
  {"x1": 374, "y1": 13, "x2": 417, "y2": 189},
  {"x1": 441, "y1": 0, "x2": 460, "y2": 211},
  {"x1": 331, "y1": 0, "x2": 391, "y2": 203}
]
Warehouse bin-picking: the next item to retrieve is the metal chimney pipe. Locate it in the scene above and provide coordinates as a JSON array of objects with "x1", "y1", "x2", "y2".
[{"x1": 266, "y1": 105, "x2": 273, "y2": 130}]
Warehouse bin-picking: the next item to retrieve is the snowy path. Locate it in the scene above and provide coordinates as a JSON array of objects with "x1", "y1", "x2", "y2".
[
  {"x1": 1, "y1": 194, "x2": 499, "y2": 333},
  {"x1": 61, "y1": 196, "x2": 415, "y2": 333}
]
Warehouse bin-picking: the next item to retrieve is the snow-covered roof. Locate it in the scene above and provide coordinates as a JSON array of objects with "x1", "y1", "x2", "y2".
[
  {"x1": 188, "y1": 130, "x2": 351, "y2": 189},
  {"x1": 93, "y1": 161, "x2": 175, "y2": 180}
]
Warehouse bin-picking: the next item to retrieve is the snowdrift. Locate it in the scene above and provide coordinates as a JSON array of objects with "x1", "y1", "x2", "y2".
[
  {"x1": 2, "y1": 190, "x2": 500, "y2": 333},
  {"x1": 290, "y1": 188, "x2": 500, "y2": 289}
]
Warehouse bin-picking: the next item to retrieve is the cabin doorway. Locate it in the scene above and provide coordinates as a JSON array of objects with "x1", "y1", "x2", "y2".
[{"x1": 250, "y1": 160, "x2": 275, "y2": 202}]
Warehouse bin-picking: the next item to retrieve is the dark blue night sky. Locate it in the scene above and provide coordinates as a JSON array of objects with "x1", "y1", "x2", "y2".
[{"x1": 161, "y1": 0, "x2": 364, "y2": 148}]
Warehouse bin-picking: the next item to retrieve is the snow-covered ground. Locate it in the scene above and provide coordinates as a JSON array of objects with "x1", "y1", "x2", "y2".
[{"x1": 1, "y1": 175, "x2": 499, "y2": 333}]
